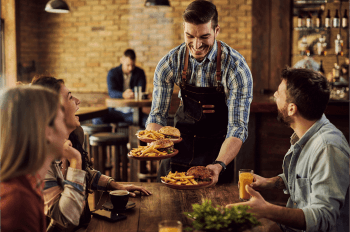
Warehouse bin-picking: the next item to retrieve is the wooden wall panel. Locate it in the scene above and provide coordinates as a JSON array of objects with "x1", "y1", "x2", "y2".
[
  {"x1": 270, "y1": 0, "x2": 292, "y2": 91},
  {"x1": 252, "y1": 0, "x2": 292, "y2": 93},
  {"x1": 252, "y1": 0, "x2": 270, "y2": 92}
]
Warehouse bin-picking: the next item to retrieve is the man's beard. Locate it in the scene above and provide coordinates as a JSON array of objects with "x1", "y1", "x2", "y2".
[{"x1": 277, "y1": 105, "x2": 293, "y2": 127}]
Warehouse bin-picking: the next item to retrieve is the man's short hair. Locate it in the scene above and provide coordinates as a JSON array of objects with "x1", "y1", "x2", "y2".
[
  {"x1": 281, "y1": 67, "x2": 330, "y2": 121},
  {"x1": 124, "y1": 49, "x2": 136, "y2": 61},
  {"x1": 183, "y1": 0, "x2": 218, "y2": 30}
]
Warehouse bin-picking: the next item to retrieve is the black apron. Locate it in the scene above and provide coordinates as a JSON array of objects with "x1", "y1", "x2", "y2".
[{"x1": 157, "y1": 41, "x2": 234, "y2": 184}]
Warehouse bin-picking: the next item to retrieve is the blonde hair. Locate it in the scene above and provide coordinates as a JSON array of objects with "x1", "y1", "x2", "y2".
[{"x1": 0, "y1": 86, "x2": 60, "y2": 182}]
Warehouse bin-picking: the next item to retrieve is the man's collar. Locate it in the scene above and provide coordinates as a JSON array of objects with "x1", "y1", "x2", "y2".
[{"x1": 290, "y1": 114, "x2": 328, "y2": 147}]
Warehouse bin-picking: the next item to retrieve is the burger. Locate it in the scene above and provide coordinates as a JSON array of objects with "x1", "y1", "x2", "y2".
[
  {"x1": 158, "y1": 126, "x2": 181, "y2": 139},
  {"x1": 149, "y1": 138, "x2": 174, "y2": 154},
  {"x1": 186, "y1": 166, "x2": 212, "y2": 182}
]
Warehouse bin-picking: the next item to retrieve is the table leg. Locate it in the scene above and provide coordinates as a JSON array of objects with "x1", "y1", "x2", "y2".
[{"x1": 132, "y1": 107, "x2": 142, "y2": 127}]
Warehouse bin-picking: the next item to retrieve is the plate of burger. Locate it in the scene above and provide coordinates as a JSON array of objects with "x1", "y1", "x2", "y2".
[
  {"x1": 160, "y1": 166, "x2": 213, "y2": 190},
  {"x1": 128, "y1": 138, "x2": 178, "y2": 161},
  {"x1": 158, "y1": 126, "x2": 182, "y2": 143},
  {"x1": 136, "y1": 126, "x2": 182, "y2": 144},
  {"x1": 136, "y1": 129, "x2": 165, "y2": 143}
]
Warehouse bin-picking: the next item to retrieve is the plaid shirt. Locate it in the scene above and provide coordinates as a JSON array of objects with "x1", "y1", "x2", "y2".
[{"x1": 146, "y1": 41, "x2": 253, "y2": 142}]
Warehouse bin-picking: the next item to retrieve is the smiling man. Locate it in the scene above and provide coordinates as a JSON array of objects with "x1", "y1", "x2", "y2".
[{"x1": 146, "y1": 0, "x2": 253, "y2": 184}]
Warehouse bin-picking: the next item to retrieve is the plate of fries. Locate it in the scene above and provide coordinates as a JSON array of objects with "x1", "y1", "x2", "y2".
[
  {"x1": 160, "y1": 171, "x2": 213, "y2": 190},
  {"x1": 128, "y1": 145, "x2": 179, "y2": 161},
  {"x1": 136, "y1": 130, "x2": 165, "y2": 143}
]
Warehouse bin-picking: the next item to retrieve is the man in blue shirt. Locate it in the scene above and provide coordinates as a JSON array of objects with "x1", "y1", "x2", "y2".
[
  {"x1": 145, "y1": 0, "x2": 253, "y2": 184},
  {"x1": 227, "y1": 68, "x2": 349, "y2": 232},
  {"x1": 93, "y1": 49, "x2": 148, "y2": 127}
]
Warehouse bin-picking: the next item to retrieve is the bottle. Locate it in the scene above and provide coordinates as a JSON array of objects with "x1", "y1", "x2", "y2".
[
  {"x1": 342, "y1": 9, "x2": 348, "y2": 28},
  {"x1": 297, "y1": 11, "x2": 304, "y2": 28},
  {"x1": 333, "y1": 63, "x2": 340, "y2": 82},
  {"x1": 306, "y1": 11, "x2": 312, "y2": 28},
  {"x1": 333, "y1": 9, "x2": 340, "y2": 28},
  {"x1": 316, "y1": 10, "x2": 322, "y2": 28},
  {"x1": 325, "y1": 9, "x2": 331, "y2": 28},
  {"x1": 319, "y1": 60, "x2": 325, "y2": 75},
  {"x1": 335, "y1": 34, "x2": 343, "y2": 56},
  {"x1": 317, "y1": 36, "x2": 327, "y2": 56}
]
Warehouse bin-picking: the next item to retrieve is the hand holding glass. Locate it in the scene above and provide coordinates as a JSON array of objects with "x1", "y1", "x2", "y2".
[{"x1": 239, "y1": 169, "x2": 254, "y2": 201}]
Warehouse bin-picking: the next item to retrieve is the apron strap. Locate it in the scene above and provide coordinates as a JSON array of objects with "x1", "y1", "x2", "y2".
[
  {"x1": 182, "y1": 47, "x2": 190, "y2": 86},
  {"x1": 216, "y1": 41, "x2": 222, "y2": 82}
]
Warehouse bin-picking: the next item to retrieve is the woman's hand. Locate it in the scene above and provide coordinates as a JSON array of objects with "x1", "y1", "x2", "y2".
[
  {"x1": 110, "y1": 182, "x2": 152, "y2": 197},
  {"x1": 63, "y1": 140, "x2": 82, "y2": 169}
]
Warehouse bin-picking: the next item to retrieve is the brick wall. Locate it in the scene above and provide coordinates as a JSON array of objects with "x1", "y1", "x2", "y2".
[{"x1": 17, "y1": 0, "x2": 252, "y2": 105}]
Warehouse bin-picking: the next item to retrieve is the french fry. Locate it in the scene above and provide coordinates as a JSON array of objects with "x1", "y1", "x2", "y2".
[{"x1": 161, "y1": 171, "x2": 199, "y2": 185}]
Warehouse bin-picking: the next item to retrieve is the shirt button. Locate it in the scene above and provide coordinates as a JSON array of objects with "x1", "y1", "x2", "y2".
[{"x1": 294, "y1": 202, "x2": 297, "y2": 206}]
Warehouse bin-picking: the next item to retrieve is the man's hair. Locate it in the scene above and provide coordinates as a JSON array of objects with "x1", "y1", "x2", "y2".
[
  {"x1": 183, "y1": 0, "x2": 218, "y2": 30},
  {"x1": 31, "y1": 75, "x2": 64, "y2": 93},
  {"x1": 124, "y1": 49, "x2": 136, "y2": 61},
  {"x1": 281, "y1": 67, "x2": 330, "y2": 121},
  {"x1": 0, "y1": 86, "x2": 59, "y2": 181}
]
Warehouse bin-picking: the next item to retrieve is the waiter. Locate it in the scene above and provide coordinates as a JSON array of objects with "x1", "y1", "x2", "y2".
[{"x1": 145, "y1": 0, "x2": 253, "y2": 184}]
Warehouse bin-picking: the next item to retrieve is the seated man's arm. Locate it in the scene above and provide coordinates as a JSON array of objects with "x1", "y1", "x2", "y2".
[
  {"x1": 250, "y1": 175, "x2": 286, "y2": 190},
  {"x1": 107, "y1": 69, "x2": 123, "y2": 98}
]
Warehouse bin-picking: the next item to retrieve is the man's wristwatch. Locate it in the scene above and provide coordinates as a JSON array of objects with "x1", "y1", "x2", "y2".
[{"x1": 213, "y1": 161, "x2": 226, "y2": 174}]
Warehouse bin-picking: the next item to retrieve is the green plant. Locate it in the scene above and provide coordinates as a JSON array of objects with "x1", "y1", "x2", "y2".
[{"x1": 184, "y1": 199, "x2": 260, "y2": 231}]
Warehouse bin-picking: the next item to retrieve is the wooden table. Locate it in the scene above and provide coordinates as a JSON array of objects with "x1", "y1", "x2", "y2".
[
  {"x1": 76, "y1": 107, "x2": 109, "y2": 122},
  {"x1": 105, "y1": 98, "x2": 152, "y2": 127},
  {"x1": 87, "y1": 183, "x2": 280, "y2": 232}
]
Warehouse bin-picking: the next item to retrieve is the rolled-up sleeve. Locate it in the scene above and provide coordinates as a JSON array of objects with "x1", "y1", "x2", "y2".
[
  {"x1": 146, "y1": 54, "x2": 175, "y2": 127},
  {"x1": 302, "y1": 145, "x2": 349, "y2": 232},
  {"x1": 44, "y1": 167, "x2": 86, "y2": 227},
  {"x1": 225, "y1": 58, "x2": 253, "y2": 142}
]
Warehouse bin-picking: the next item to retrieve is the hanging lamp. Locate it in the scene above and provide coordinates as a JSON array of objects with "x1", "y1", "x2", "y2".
[
  {"x1": 145, "y1": 0, "x2": 170, "y2": 7},
  {"x1": 45, "y1": 0, "x2": 70, "y2": 13}
]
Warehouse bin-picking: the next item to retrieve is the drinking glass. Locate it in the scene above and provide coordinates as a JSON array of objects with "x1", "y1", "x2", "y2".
[
  {"x1": 158, "y1": 220, "x2": 182, "y2": 232},
  {"x1": 238, "y1": 169, "x2": 254, "y2": 201}
]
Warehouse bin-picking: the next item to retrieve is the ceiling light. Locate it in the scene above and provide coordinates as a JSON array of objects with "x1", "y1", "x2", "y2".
[
  {"x1": 145, "y1": 0, "x2": 170, "y2": 7},
  {"x1": 45, "y1": 0, "x2": 70, "y2": 13}
]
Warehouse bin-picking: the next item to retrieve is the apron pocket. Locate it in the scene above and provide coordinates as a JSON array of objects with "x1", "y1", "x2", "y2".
[{"x1": 183, "y1": 95, "x2": 202, "y2": 121}]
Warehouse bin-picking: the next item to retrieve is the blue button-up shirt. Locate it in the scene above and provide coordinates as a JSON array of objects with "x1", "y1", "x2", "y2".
[
  {"x1": 145, "y1": 41, "x2": 253, "y2": 142},
  {"x1": 279, "y1": 114, "x2": 350, "y2": 232}
]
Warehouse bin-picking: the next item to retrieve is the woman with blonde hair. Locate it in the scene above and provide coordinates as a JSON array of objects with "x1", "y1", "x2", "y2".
[{"x1": 0, "y1": 86, "x2": 69, "y2": 232}]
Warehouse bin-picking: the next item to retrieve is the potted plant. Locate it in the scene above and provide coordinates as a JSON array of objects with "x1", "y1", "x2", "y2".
[{"x1": 184, "y1": 199, "x2": 260, "y2": 232}]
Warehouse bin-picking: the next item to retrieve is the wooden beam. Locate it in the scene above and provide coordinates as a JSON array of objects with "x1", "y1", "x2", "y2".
[{"x1": 1, "y1": 0, "x2": 17, "y2": 87}]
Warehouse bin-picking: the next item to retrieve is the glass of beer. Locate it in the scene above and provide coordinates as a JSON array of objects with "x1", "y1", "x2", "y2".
[
  {"x1": 239, "y1": 169, "x2": 254, "y2": 201},
  {"x1": 158, "y1": 220, "x2": 182, "y2": 232}
]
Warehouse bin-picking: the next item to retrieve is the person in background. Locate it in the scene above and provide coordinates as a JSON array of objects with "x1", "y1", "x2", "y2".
[
  {"x1": 31, "y1": 76, "x2": 152, "y2": 232},
  {"x1": 146, "y1": 0, "x2": 253, "y2": 184},
  {"x1": 293, "y1": 48, "x2": 320, "y2": 72},
  {"x1": 226, "y1": 68, "x2": 349, "y2": 232},
  {"x1": 0, "y1": 86, "x2": 68, "y2": 232},
  {"x1": 92, "y1": 48, "x2": 148, "y2": 128}
]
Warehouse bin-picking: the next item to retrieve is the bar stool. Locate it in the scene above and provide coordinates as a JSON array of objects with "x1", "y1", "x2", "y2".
[
  {"x1": 89, "y1": 132, "x2": 129, "y2": 207},
  {"x1": 89, "y1": 132, "x2": 129, "y2": 181},
  {"x1": 81, "y1": 123, "x2": 113, "y2": 161}
]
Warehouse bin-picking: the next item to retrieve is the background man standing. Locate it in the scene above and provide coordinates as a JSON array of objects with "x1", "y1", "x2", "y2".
[
  {"x1": 227, "y1": 68, "x2": 349, "y2": 232},
  {"x1": 93, "y1": 49, "x2": 148, "y2": 127}
]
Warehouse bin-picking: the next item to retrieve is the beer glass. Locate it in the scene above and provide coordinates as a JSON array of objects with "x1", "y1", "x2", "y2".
[
  {"x1": 158, "y1": 220, "x2": 182, "y2": 232},
  {"x1": 239, "y1": 169, "x2": 254, "y2": 201}
]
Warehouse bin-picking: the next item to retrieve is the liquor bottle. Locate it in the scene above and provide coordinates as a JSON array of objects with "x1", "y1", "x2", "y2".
[
  {"x1": 316, "y1": 10, "x2": 322, "y2": 28},
  {"x1": 325, "y1": 9, "x2": 331, "y2": 28},
  {"x1": 298, "y1": 11, "x2": 304, "y2": 28},
  {"x1": 306, "y1": 11, "x2": 312, "y2": 28},
  {"x1": 342, "y1": 9, "x2": 348, "y2": 28},
  {"x1": 333, "y1": 63, "x2": 340, "y2": 82},
  {"x1": 319, "y1": 60, "x2": 325, "y2": 75},
  {"x1": 335, "y1": 34, "x2": 343, "y2": 56},
  {"x1": 333, "y1": 9, "x2": 340, "y2": 28}
]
